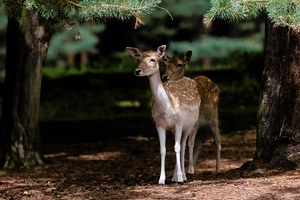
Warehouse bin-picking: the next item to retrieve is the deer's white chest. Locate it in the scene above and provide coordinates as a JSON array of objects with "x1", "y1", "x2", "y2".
[{"x1": 152, "y1": 101, "x2": 177, "y2": 130}]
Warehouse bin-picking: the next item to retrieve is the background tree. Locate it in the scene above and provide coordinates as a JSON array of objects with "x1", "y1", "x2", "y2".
[
  {"x1": 0, "y1": 10, "x2": 7, "y2": 70},
  {"x1": 47, "y1": 23, "x2": 105, "y2": 69},
  {"x1": 94, "y1": 0, "x2": 264, "y2": 70},
  {"x1": 133, "y1": 0, "x2": 264, "y2": 67},
  {"x1": 0, "y1": 0, "x2": 161, "y2": 169},
  {"x1": 204, "y1": 0, "x2": 300, "y2": 169}
]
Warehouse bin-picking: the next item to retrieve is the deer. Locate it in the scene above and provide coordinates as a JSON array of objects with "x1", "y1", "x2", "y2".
[
  {"x1": 161, "y1": 50, "x2": 221, "y2": 173},
  {"x1": 126, "y1": 45, "x2": 201, "y2": 185}
]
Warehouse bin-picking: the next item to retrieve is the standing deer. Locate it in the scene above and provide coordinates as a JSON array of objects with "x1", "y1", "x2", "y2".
[
  {"x1": 126, "y1": 45, "x2": 201, "y2": 184},
  {"x1": 161, "y1": 50, "x2": 221, "y2": 173}
]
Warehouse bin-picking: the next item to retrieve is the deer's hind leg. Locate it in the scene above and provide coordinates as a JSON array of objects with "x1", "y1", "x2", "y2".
[
  {"x1": 211, "y1": 123, "x2": 221, "y2": 173},
  {"x1": 187, "y1": 123, "x2": 199, "y2": 174}
]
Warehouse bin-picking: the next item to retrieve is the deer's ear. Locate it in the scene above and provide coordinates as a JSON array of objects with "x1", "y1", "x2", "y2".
[
  {"x1": 126, "y1": 47, "x2": 142, "y2": 59},
  {"x1": 183, "y1": 50, "x2": 192, "y2": 63},
  {"x1": 161, "y1": 54, "x2": 170, "y2": 63},
  {"x1": 157, "y1": 45, "x2": 166, "y2": 59}
]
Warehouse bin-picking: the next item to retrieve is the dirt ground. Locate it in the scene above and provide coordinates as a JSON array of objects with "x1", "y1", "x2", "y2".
[{"x1": 1, "y1": 130, "x2": 300, "y2": 200}]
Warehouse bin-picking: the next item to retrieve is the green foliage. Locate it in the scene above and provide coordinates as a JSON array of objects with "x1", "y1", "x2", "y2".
[
  {"x1": 0, "y1": 10, "x2": 7, "y2": 30},
  {"x1": 131, "y1": 0, "x2": 264, "y2": 66},
  {"x1": 0, "y1": 11, "x2": 6, "y2": 71},
  {"x1": 42, "y1": 66, "x2": 92, "y2": 79},
  {"x1": 92, "y1": 52, "x2": 140, "y2": 73},
  {"x1": 78, "y1": 0, "x2": 160, "y2": 21},
  {"x1": 165, "y1": 0, "x2": 210, "y2": 16},
  {"x1": 266, "y1": 0, "x2": 300, "y2": 31},
  {"x1": 204, "y1": 0, "x2": 300, "y2": 33},
  {"x1": 47, "y1": 24, "x2": 105, "y2": 63},
  {"x1": 204, "y1": 0, "x2": 264, "y2": 22},
  {"x1": 169, "y1": 35, "x2": 263, "y2": 60},
  {"x1": 134, "y1": 0, "x2": 212, "y2": 49},
  {"x1": 1, "y1": 0, "x2": 162, "y2": 29},
  {"x1": 43, "y1": 52, "x2": 139, "y2": 78}
]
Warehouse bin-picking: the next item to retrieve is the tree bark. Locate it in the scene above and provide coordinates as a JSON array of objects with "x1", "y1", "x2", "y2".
[
  {"x1": 254, "y1": 19, "x2": 300, "y2": 169},
  {"x1": 0, "y1": 10, "x2": 53, "y2": 169}
]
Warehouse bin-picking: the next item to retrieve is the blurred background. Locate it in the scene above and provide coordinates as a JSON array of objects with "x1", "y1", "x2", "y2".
[{"x1": 0, "y1": 1, "x2": 265, "y2": 143}]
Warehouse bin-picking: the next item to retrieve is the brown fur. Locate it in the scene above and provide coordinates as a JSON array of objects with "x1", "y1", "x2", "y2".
[
  {"x1": 162, "y1": 51, "x2": 221, "y2": 173},
  {"x1": 126, "y1": 45, "x2": 201, "y2": 184}
]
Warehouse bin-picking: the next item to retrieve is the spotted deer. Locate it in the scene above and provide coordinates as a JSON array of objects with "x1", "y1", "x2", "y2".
[
  {"x1": 161, "y1": 50, "x2": 221, "y2": 173},
  {"x1": 126, "y1": 45, "x2": 201, "y2": 184}
]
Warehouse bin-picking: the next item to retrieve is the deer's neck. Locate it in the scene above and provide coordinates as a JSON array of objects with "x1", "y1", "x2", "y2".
[{"x1": 148, "y1": 71, "x2": 170, "y2": 107}]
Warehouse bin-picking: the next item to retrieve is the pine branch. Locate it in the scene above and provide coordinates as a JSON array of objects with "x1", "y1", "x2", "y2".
[
  {"x1": 203, "y1": 0, "x2": 300, "y2": 33},
  {"x1": 73, "y1": 0, "x2": 162, "y2": 26},
  {"x1": 5, "y1": 0, "x2": 163, "y2": 29},
  {"x1": 266, "y1": 0, "x2": 300, "y2": 33},
  {"x1": 203, "y1": 0, "x2": 265, "y2": 27}
]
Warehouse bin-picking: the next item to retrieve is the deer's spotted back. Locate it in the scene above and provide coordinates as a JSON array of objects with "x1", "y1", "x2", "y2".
[{"x1": 164, "y1": 77, "x2": 200, "y2": 110}]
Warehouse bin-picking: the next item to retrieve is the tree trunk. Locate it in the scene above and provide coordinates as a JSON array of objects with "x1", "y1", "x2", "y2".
[
  {"x1": 0, "y1": 11, "x2": 53, "y2": 169},
  {"x1": 254, "y1": 19, "x2": 300, "y2": 169}
]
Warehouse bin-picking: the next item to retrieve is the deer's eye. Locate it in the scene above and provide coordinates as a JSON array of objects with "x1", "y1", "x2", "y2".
[{"x1": 177, "y1": 64, "x2": 183, "y2": 68}]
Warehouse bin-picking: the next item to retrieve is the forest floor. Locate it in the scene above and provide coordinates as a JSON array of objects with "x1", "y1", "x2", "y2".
[{"x1": 1, "y1": 129, "x2": 300, "y2": 200}]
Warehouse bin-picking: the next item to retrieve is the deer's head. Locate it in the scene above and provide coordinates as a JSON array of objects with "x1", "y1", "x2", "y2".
[
  {"x1": 161, "y1": 50, "x2": 192, "y2": 81},
  {"x1": 126, "y1": 45, "x2": 166, "y2": 77}
]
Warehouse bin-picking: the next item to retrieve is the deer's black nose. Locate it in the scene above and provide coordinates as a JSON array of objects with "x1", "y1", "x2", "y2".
[
  {"x1": 162, "y1": 75, "x2": 169, "y2": 82},
  {"x1": 134, "y1": 69, "x2": 142, "y2": 75}
]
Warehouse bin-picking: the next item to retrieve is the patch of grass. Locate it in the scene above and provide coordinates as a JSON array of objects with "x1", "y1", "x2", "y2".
[{"x1": 42, "y1": 66, "x2": 97, "y2": 79}]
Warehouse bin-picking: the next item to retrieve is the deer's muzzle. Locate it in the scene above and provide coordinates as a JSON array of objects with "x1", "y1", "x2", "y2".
[{"x1": 134, "y1": 69, "x2": 142, "y2": 75}]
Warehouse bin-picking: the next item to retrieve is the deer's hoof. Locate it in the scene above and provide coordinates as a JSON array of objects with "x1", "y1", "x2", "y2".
[{"x1": 158, "y1": 179, "x2": 165, "y2": 185}]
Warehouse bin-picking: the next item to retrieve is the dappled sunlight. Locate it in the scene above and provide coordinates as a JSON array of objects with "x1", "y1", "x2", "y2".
[
  {"x1": 125, "y1": 135, "x2": 151, "y2": 141},
  {"x1": 121, "y1": 170, "x2": 300, "y2": 200},
  {"x1": 44, "y1": 149, "x2": 124, "y2": 161},
  {"x1": 2, "y1": 131, "x2": 300, "y2": 199},
  {"x1": 0, "y1": 177, "x2": 57, "y2": 199},
  {"x1": 44, "y1": 152, "x2": 68, "y2": 158},
  {"x1": 66, "y1": 151, "x2": 124, "y2": 161}
]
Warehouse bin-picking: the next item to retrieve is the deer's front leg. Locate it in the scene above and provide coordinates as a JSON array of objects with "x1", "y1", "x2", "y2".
[
  {"x1": 157, "y1": 126, "x2": 166, "y2": 185},
  {"x1": 172, "y1": 126, "x2": 184, "y2": 183}
]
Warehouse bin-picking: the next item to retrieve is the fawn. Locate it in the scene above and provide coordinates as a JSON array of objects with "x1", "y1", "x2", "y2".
[
  {"x1": 126, "y1": 45, "x2": 201, "y2": 184},
  {"x1": 161, "y1": 50, "x2": 221, "y2": 173}
]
